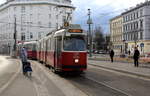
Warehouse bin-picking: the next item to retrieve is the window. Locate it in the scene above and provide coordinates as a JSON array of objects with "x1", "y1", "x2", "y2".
[
  {"x1": 49, "y1": 22, "x2": 51, "y2": 28},
  {"x1": 30, "y1": 14, "x2": 32, "y2": 20},
  {"x1": 30, "y1": 32, "x2": 33, "y2": 39},
  {"x1": 140, "y1": 20, "x2": 143, "y2": 28},
  {"x1": 49, "y1": 6, "x2": 52, "y2": 10},
  {"x1": 133, "y1": 13, "x2": 136, "y2": 19},
  {"x1": 38, "y1": 21, "x2": 41, "y2": 26},
  {"x1": 38, "y1": 32, "x2": 41, "y2": 39},
  {"x1": 140, "y1": 32, "x2": 143, "y2": 39},
  {"x1": 21, "y1": 27, "x2": 25, "y2": 31},
  {"x1": 21, "y1": 6, "x2": 25, "y2": 13},
  {"x1": 137, "y1": 12, "x2": 139, "y2": 18},
  {"x1": 56, "y1": 7, "x2": 58, "y2": 11},
  {"x1": 140, "y1": 9, "x2": 143, "y2": 17},
  {"x1": 131, "y1": 14, "x2": 133, "y2": 20},
  {"x1": 30, "y1": 5, "x2": 33, "y2": 10},
  {"x1": 14, "y1": 7, "x2": 16, "y2": 11},
  {"x1": 21, "y1": 33, "x2": 25, "y2": 40},
  {"x1": 38, "y1": 13, "x2": 41, "y2": 19},
  {"x1": 123, "y1": 17, "x2": 125, "y2": 22},
  {"x1": 49, "y1": 14, "x2": 51, "y2": 19},
  {"x1": 136, "y1": 22, "x2": 138, "y2": 29},
  {"x1": 56, "y1": 15, "x2": 58, "y2": 19},
  {"x1": 56, "y1": 23, "x2": 58, "y2": 29},
  {"x1": 63, "y1": 36, "x2": 86, "y2": 51}
]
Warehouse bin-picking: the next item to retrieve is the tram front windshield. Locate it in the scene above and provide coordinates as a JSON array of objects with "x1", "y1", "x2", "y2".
[{"x1": 63, "y1": 36, "x2": 86, "y2": 51}]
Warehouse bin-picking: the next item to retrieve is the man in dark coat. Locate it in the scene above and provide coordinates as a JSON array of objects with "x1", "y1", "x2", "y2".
[
  {"x1": 110, "y1": 49, "x2": 114, "y2": 62},
  {"x1": 133, "y1": 47, "x2": 140, "y2": 67}
]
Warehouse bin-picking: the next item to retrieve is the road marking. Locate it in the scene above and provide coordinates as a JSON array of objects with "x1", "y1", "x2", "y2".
[{"x1": 85, "y1": 76, "x2": 132, "y2": 96}]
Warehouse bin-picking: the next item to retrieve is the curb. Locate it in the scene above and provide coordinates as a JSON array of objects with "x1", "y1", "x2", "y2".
[
  {"x1": 89, "y1": 63, "x2": 150, "y2": 80},
  {"x1": 89, "y1": 58, "x2": 150, "y2": 65},
  {"x1": 0, "y1": 60, "x2": 21, "y2": 94}
]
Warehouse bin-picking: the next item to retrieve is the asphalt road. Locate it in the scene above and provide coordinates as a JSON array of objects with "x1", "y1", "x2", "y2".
[
  {"x1": 1, "y1": 56, "x2": 150, "y2": 96},
  {"x1": 65, "y1": 62, "x2": 150, "y2": 96},
  {"x1": 0, "y1": 59, "x2": 87, "y2": 96},
  {"x1": 0, "y1": 56, "x2": 20, "y2": 89}
]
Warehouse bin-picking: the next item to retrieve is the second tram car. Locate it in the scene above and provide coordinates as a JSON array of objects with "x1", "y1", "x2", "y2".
[
  {"x1": 17, "y1": 41, "x2": 37, "y2": 60},
  {"x1": 37, "y1": 24, "x2": 87, "y2": 72}
]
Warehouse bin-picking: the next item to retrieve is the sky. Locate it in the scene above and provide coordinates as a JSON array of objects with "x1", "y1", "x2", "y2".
[
  {"x1": 0, "y1": 0, "x2": 147, "y2": 33},
  {"x1": 72, "y1": 0, "x2": 146, "y2": 33}
]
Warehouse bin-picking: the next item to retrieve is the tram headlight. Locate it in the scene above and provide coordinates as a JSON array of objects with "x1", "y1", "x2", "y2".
[{"x1": 75, "y1": 59, "x2": 79, "y2": 63}]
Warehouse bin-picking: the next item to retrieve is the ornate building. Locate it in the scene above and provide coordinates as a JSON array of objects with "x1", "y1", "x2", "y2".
[
  {"x1": 110, "y1": 0, "x2": 150, "y2": 55},
  {"x1": 122, "y1": 0, "x2": 150, "y2": 54},
  {"x1": 0, "y1": 0, "x2": 74, "y2": 54}
]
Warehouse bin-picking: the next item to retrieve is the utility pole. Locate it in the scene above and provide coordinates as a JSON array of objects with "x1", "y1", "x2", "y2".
[
  {"x1": 87, "y1": 9, "x2": 93, "y2": 57},
  {"x1": 13, "y1": 16, "x2": 17, "y2": 57}
]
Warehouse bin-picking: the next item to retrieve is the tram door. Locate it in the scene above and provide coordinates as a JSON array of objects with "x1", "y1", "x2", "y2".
[
  {"x1": 54, "y1": 37, "x2": 62, "y2": 69},
  {"x1": 45, "y1": 39, "x2": 48, "y2": 63}
]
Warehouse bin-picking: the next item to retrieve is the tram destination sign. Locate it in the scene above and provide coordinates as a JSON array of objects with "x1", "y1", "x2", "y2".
[{"x1": 68, "y1": 29, "x2": 83, "y2": 33}]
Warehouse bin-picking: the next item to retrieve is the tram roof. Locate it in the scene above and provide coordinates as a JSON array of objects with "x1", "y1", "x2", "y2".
[
  {"x1": 54, "y1": 29, "x2": 66, "y2": 36},
  {"x1": 23, "y1": 41, "x2": 37, "y2": 44},
  {"x1": 67, "y1": 24, "x2": 82, "y2": 30}
]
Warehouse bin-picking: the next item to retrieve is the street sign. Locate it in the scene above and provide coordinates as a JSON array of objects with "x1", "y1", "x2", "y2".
[{"x1": 140, "y1": 43, "x2": 144, "y2": 47}]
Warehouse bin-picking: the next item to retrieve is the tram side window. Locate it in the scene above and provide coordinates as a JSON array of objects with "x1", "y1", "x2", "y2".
[
  {"x1": 57, "y1": 37, "x2": 62, "y2": 52},
  {"x1": 49, "y1": 38, "x2": 51, "y2": 51},
  {"x1": 33, "y1": 44, "x2": 36, "y2": 51}
]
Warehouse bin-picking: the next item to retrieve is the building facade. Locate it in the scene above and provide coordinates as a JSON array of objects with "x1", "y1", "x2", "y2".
[
  {"x1": 122, "y1": 1, "x2": 150, "y2": 55},
  {"x1": 0, "y1": 0, "x2": 74, "y2": 54},
  {"x1": 110, "y1": 15, "x2": 123, "y2": 55},
  {"x1": 110, "y1": 0, "x2": 150, "y2": 55}
]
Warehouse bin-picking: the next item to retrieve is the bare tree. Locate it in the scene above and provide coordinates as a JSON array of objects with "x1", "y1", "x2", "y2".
[{"x1": 93, "y1": 26, "x2": 105, "y2": 50}]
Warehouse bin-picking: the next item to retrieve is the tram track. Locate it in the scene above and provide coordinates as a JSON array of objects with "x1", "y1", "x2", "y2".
[
  {"x1": 81, "y1": 75, "x2": 131, "y2": 96},
  {"x1": 66, "y1": 72, "x2": 131, "y2": 96},
  {"x1": 31, "y1": 60, "x2": 150, "y2": 96},
  {"x1": 32, "y1": 60, "x2": 130, "y2": 96}
]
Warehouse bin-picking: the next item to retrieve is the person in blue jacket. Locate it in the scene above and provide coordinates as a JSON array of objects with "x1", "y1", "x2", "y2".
[{"x1": 20, "y1": 46, "x2": 28, "y2": 74}]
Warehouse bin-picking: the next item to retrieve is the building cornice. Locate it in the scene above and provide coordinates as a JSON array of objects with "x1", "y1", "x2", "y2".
[
  {"x1": 0, "y1": 0, "x2": 75, "y2": 11},
  {"x1": 110, "y1": 15, "x2": 122, "y2": 22},
  {"x1": 122, "y1": 1, "x2": 150, "y2": 15}
]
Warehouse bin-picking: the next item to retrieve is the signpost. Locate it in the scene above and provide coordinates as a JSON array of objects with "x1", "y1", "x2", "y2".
[{"x1": 140, "y1": 43, "x2": 144, "y2": 53}]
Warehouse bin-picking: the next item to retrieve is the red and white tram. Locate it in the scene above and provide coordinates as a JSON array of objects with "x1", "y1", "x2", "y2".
[{"x1": 37, "y1": 24, "x2": 87, "y2": 72}]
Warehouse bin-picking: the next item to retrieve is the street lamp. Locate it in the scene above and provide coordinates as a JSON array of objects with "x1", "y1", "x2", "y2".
[
  {"x1": 12, "y1": 16, "x2": 17, "y2": 58},
  {"x1": 87, "y1": 9, "x2": 93, "y2": 57},
  {"x1": 8, "y1": 43, "x2": 10, "y2": 55}
]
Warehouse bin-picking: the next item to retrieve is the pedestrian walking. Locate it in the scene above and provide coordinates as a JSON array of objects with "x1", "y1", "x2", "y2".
[
  {"x1": 110, "y1": 49, "x2": 114, "y2": 62},
  {"x1": 20, "y1": 46, "x2": 28, "y2": 74},
  {"x1": 128, "y1": 50, "x2": 131, "y2": 55},
  {"x1": 133, "y1": 47, "x2": 140, "y2": 67}
]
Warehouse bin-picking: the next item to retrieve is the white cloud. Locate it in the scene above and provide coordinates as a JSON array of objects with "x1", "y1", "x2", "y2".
[
  {"x1": 72, "y1": 0, "x2": 147, "y2": 32},
  {"x1": 0, "y1": 0, "x2": 6, "y2": 4}
]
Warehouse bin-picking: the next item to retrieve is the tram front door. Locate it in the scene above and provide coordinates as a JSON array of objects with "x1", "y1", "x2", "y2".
[{"x1": 54, "y1": 37, "x2": 62, "y2": 70}]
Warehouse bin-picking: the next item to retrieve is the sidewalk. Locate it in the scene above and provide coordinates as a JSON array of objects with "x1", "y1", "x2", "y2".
[
  {"x1": 88, "y1": 60, "x2": 150, "y2": 79},
  {"x1": 89, "y1": 56, "x2": 150, "y2": 64},
  {"x1": 0, "y1": 56, "x2": 20, "y2": 94}
]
